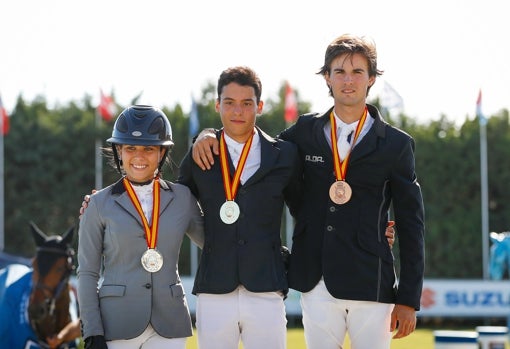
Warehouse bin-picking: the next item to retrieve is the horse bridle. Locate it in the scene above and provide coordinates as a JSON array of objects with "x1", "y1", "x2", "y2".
[{"x1": 28, "y1": 245, "x2": 75, "y2": 340}]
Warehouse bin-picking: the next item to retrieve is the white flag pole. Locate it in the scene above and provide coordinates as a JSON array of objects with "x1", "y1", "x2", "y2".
[
  {"x1": 480, "y1": 118, "x2": 489, "y2": 279},
  {"x1": 477, "y1": 90, "x2": 489, "y2": 279},
  {"x1": 95, "y1": 109, "x2": 103, "y2": 190}
]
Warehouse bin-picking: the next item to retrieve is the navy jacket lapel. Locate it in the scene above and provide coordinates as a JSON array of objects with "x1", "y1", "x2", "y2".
[
  {"x1": 350, "y1": 105, "x2": 388, "y2": 162},
  {"x1": 243, "y1": 127, "x2": 278, "y2": 186},
  {"x1": 315, "y1": 108, "x2": 334, "y2": 161}
]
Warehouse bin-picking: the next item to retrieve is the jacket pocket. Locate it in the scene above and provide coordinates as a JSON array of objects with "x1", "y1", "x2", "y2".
[
  {"x1": 170, "y1": 283, "x2": 185, "y2": 298},
  {"x1": 99, "y1": 284, "x2": 126, "y2": 298}
]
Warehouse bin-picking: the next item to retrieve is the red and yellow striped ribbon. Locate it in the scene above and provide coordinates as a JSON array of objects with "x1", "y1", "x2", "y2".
[
  {"x1": 219, "y1": 130, "x2": 254, "y2": 201},
  {"x1": 123, "y1": 177, "x2": 160, "y2": 249},
  {"x1": 330, "y1": 107, "x2": 368, "y2": 181}
]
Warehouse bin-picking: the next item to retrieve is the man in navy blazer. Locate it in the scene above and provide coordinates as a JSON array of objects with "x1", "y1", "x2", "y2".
[
  {"x1": 278, "y1": 34, "x2": 424, "y2": 349},
  {"x1": 178, "y1": 66, "x2": 302, "y2": 349}
]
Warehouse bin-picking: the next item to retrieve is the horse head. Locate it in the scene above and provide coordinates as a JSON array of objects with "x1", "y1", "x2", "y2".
[
  {"x1": 27, "y1": 221, "x2": 75, "y2": 343},
  {"x1": 489, "y1": 231, "x2": 510, "y2": 280}
]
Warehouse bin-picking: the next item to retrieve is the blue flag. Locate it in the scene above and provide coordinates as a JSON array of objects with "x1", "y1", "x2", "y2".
[{"x1": 189, "y1": 97, "x2": 199, "y2": 139}]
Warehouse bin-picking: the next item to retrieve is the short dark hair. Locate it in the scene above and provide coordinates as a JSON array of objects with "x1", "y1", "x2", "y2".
[{"x1": 217, "y1": 66, "x2": 262, "y2": 103}]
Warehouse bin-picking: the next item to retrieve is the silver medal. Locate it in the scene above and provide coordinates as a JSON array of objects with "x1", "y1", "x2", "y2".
[
  {"x1": 141, "y1": 248, "x2": 163, "y2": 272},
  {"x1": 220, "y1": 201, "x2": 240, "y2": 224}
]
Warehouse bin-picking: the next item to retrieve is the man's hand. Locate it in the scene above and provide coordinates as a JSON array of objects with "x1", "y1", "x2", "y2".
[
  {"x1": 79, "y1": 190, "x2": 96, "y2": 219},
  {"x1": 390, "y1": 304, "x2": 417, "y2": 339},
  {"x1": 192, "y1": 129, "x2": 219, "y2": 170},
  {"x1": 386, "y1": 220, "x2": 395, "y2": 247}
]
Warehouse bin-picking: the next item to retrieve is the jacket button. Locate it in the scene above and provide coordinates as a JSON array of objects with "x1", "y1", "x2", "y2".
[
  {"x1": 326, "y1": 225, "x2": 333, "y2": 232},
  {"x1": 329, "y1": 206, "x2": 336, "y2": 212},
  {"x1": 238, "y1": 239, "x2": 246, "y2": 245},
  {"x1": 145, "y1": 283, "x2": 151, "y2": 289}
]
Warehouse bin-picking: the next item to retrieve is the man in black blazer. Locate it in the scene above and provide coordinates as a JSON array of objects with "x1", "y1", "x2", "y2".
[
  {"x1": 278, "y1": 34, "x2": 424, "y2": 349},
  {"x1": 192, "y1": 35, "x2": 424, "y2": 349},
  {"x1": 178, "y1": 66, "x2": 302, "y2": 349}
]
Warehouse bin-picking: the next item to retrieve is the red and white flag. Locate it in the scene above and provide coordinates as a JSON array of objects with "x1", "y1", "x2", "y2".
[
  {"x1": 97, "y1": 89, "x2": 116, "y2": 122},
  {"x1": 284, "y1": 81, "x2": 298, "y2": 124},
  {"x1": 476, "y1": 89, "x2": 487, "y2": 126},
  {"x1": 0, "y1": 94, "x2": 10, "y2": 135}
]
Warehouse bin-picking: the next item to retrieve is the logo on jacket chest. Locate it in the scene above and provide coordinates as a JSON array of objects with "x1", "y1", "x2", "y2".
[{"x1": 305, "y1": 154, "x2": 325, "y2": 163}]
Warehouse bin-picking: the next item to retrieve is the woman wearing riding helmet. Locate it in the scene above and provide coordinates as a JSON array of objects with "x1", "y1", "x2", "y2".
[{"x1": 77, "y1": 105, "x2": 204, "y2": 349}]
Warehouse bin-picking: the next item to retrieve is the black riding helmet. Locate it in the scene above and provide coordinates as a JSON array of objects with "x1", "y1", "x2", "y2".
[{"x1": 107, "y1": 105, "x2": 174, "y2": 175}]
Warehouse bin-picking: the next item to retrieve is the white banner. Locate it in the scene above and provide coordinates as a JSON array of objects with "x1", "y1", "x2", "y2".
[{"x1": 419, "y1": 279, "x2": 510, "y2": 317}]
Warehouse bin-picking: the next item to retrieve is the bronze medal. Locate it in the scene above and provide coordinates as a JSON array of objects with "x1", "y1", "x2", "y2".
[
  {"x1": 141, "y1": 248, "x2": 163, "y2": 273},
  {"x1": 328, "y1": 108, "x2": 367, "y2": 206},
  {"x1": 220, "y1": 201, "x2": 240, "y2": 224},
  {"x1": 329, "y1": 181, "x2": 352, "y2": 205}
]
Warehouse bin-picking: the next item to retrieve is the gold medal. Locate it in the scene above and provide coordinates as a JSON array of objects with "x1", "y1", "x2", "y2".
[
  {"x1": 220, "y1": 201, "x2": 240, "y2": 224},
  {"x1": 141, "y1": 248, "x2": 163, "y2": 272},
  {"x1": 329, "y1": 181, "x2": 352, "y2": 205}
]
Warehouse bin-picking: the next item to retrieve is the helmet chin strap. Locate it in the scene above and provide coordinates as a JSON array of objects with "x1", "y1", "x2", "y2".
[
  {"x1": 128, "y1": 178, "x2": 155, "y2": 186},
  {"x1": 157, "y1": 147, "x2": 169, "y2": 174}
]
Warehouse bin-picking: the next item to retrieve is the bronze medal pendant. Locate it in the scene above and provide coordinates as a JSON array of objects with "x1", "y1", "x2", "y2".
[
  {"x1": 329, "y1": 181, "x2": 352, "y2": 205},
  {"x1": 220, "y1": 201, "x2": 240, "y2": 224},
  {"x1": 328, "y1": 108, "x2": 367, "y2": 206},
  {"x1": 141, "y1": 248, "x2": 164, "y2": 273}
]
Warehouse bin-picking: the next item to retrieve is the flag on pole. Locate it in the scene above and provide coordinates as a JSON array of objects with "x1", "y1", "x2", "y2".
[
  {"x1": 476, "y1": 89, "x2": 487, "y2": 126},
  {"x1": 189, "y1": 96, "x2": 199, "y2": 139},
  {"x1": 284, "y1": 81, "x2": 298, "y2": 124},
  {"x1": 0, "y1": 94, "x2": 9, "y2": 136},
  {"x1": 379, "y1": 81, "x2": 404, "y2": 114},
  {"x1": 97, "y1": 89, "x2": 116, "y2": 122}
]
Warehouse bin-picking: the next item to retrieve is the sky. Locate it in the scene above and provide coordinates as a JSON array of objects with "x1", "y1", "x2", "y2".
[{"x1": 1, "y1": 0, "x2": 509, "y2": 126}]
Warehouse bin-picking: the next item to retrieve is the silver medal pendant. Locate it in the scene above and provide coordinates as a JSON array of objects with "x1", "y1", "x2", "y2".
[
  {"x1": 220, "y1": 201, "x2": 240, "y2": 224},
  {"x1": 141, "y1": 248, "x2": 164, "y2": 272}
]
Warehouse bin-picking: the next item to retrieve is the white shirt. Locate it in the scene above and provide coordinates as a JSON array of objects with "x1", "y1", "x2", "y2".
[
  {"x1": 223, "y1": 130, "x2": 261, "y2": 185},
  {"x1": 132, "y1": 181, "x2": 154, "y2": 221},
  {"x1": 324, "y1": 109, "x2": 375, "y2": 148}
]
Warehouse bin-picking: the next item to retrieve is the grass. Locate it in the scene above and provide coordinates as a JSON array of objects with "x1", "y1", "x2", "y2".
[{"x1": 185, "y1": 328, "x2": 436, "y2": 349}]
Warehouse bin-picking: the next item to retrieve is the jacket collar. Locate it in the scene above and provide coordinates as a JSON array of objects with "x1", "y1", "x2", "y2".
[
  {"x1": 111, "y1": 177, "x2": 174, "y2": 227},
  {"x1": 315, "y1": 104, "x2": 388, "y2": 161},
  {"x1": 111, "y1": 177, "x2": 172, "y2": 195},
  {"x1": 215, "y1": 126, "x2": 281, "y2": 187}
]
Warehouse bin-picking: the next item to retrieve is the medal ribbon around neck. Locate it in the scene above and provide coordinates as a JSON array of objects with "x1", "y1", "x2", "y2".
[
  {"x1": 123, "y1": 177, "x2": 160, "y2": 249},
  {"x1": 329, "y1": 106, "x2": 368, "y2": 181},
  {"x1": 219, "y1": 130, "x2": 254, "y2": 202}
]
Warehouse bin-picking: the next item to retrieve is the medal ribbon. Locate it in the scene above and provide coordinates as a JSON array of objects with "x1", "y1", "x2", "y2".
[
  {"x1": 219, "y1": 130, "x2": 254, "y2": 201},
  {"x1": 123, "y1": 177, "x2": 160, "y2": 249},
  {"x1": 330, "y1": 107, "x2": 368, "y2": 181}
]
